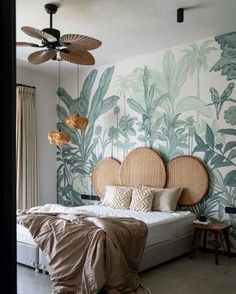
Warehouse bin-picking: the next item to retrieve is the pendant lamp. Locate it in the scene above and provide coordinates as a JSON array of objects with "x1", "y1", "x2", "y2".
[
  {"x1": 48, "y1": 60, "x2": 70, "y2": 145},
  {"x1": 65, "y1": 65, "x2": 89, "y2": 130}
]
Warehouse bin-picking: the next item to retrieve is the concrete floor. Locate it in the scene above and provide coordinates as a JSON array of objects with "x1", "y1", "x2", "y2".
[{"x1": 17, "y1": 253, "x2": 236, "y2": 294}]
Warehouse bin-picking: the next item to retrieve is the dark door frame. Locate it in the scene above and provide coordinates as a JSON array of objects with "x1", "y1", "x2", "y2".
[{"x1": 0, "y1": 0, "x2": 16, "y2": 293}]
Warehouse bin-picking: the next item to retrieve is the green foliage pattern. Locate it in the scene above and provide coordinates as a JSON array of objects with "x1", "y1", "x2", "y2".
[{"x1": 56, "y1": 33, "x2": 236, "y2": 247}]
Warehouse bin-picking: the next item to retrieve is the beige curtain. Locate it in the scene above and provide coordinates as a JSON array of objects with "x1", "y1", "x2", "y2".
[{"x1": 16, "y1": 86, "x2": 38, "y2": 209}]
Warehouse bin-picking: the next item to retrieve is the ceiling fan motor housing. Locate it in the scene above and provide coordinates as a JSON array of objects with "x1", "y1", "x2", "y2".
[{"x1": 42, "y1": 28, "x2": 60, "y2": 41}]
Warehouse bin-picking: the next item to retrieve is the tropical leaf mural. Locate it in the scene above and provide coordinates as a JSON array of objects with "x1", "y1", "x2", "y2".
[
  {"x1": 56, "y1": 32, "x2": 236, "y2": 249},
  {"x1": 182, "y1": 40, "x2": 217, "y2": 96},
  {"x1": 57, "y1": 66, "x2": 119, "y2": 205},
  {"x1": 211, "y1": 31, "x2": 236, "y2": 80},
  {"x1": 127, "y1": 66, "x2": 165, "y2": 148},
  {"x1": 207, "y1": 83, "x2": 236, "y2": 119}
]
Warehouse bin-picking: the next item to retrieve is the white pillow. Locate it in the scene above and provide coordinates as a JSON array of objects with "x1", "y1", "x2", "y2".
[
  {"x1": 102, "y1": 185, "x2": 116, "y2": 206},
  {"x1": 143, "y1": 186, "x2": 183, "y2": 212}
]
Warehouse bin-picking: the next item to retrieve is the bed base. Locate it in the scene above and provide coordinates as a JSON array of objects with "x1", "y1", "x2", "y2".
[
  {"x1": 17, "y1": 242, "x2": 39, "y2": 271},
  {"x1": 17, "y1": 232, "x2": 192, "y2": 273},
  {"x1": 139, "y1": 233, "x2": 192, "y2": 272}
]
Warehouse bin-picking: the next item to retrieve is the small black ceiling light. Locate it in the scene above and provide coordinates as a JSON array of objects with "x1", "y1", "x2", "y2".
[{"x1": 177, "y1": 8, "x2": 184, "y2": 23}]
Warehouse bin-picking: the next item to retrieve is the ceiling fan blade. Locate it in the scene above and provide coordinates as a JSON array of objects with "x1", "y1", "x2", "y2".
[
  {"x1": 16, "y1": 41, "x2": 40, "y2": 47},
  {"x1": 60, "y1": 50, "x2": 95, "y2": 65},
  {"x1": 28, "y1": 50, "x2": 56, "y2": 64},
  {"x1": 66, "y1": 43, "x2": 87, "y2": 52},
  {"x1": 21, "y1": 26, "x2": 57, "y2": 42},
  {"x1": 60, "y1": 34, "x2": 102, "y2": 50}
]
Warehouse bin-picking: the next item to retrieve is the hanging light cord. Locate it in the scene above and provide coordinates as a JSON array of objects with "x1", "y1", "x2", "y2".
[
  {"x1": 58, "y1": 60, "x2": 61, "y2": 123},
  {"x1": 77, "y1": 64, "x2": 79, "y2": 98},
  {"x1": 58, "y1": 60, "x2": 62, "y2": 131}
]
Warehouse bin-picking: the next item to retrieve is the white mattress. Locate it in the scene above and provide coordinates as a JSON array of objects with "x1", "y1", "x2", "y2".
[{"x1": 17, "y1": 204, "x2": 196, "y2": 247}]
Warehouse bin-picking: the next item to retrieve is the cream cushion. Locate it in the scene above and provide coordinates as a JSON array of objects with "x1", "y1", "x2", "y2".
[
  {"x1": 143, "y1": 186, "x2": 183, "y2": 211},
  {"x1": 130, "y1": 186, "x2": 153, "y2": 212},
  {"x1": 103, "y1": 185, "x2": 133, "y2": 209},
  {"x1": 152, "y1": 187, "x2": 183, "y2": 211}
]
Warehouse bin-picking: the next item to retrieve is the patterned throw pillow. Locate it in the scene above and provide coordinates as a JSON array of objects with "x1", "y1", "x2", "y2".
[
  {"x1": 109, "y1": 186, "x2": 133, "y2": 209},
  {"x1": 130, "y1": 186, "x2": 153, "y2": 212}
]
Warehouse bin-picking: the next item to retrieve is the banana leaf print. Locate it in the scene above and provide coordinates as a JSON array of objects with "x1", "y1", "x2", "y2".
[
  {"x1": 224, "y1": 105, "x2": 236, "y2": 125},
  {"x1": 150, "y1": 50, "x2": 212, "y2": 158},
  {"x1": 108, "y1": 126, "x2": 119, "y2": 157},
  {"x1": 57, "y1": 66, "x2": 119, "y2": 205},
  {"x1": 192, "y1": 124, "x2": 236, "y2": 238},
  {"x1": 156, "y1": 49, "x2": 211, "y2": 158},
  {"x1": 156, "y1": 113, "x2": 189, "y2": 160},
  {"x1": 160, "y1": 49, "x2": 208, "y2": 116},
  {"x1": 127, "y1": 66, "x2": 166, "y2": 147},
  {"x1": 179, "y1": 191, "x2": 221, "y2": 219},
  {"x1": 94, "y1": 125, "x2": 111, "y2": 158},
  {"x1": 210, "y1": 32, "x2": 236, "y2": 80},
  {"x1": 210, "y1": 169, "x2": 236, "y2": 242},
  {"x1": 193, "y1": 124, "x2": 236, "y2": 170},
  {"x1": 113, "y1": 114, "x2": 137, "y2": 157},
  {"x1": 57, "y1": 145, "x2": 85, "y2": 206}
]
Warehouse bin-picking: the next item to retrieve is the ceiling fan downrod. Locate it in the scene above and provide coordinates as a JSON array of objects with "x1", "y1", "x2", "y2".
[
  {"x1": 44, "y1": 3, "x2": 58, "y2": 29},
  {"x1": 43, "y1": 3, "x2": 60, "y2": 41}
]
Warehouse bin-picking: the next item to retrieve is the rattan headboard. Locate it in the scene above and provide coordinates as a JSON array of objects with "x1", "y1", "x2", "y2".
[
  {"x1": 92, "y1": 158, "x2": 121, "y2": 199},
  {"x1": 166, "y1": 155, "x2": 209, "y2": 206},
  {"x1": 119, "y1": 147, "x2": 166, "y2": 188},
  {"x1": 91, "y1": 148, "x2": 209, "y2": 205}
]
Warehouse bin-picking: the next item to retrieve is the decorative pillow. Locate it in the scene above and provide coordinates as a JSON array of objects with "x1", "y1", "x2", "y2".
[
  {"x1": 147, "y1": 186, "x2": 183, "y2": 212},
  {"x1": 104, "y1": 185, "x2": 133, "y2": 209},
  {"x1": 102, "y1": 185, "x2": 117, "y2": 206},
  {"x1": 130, "y1": 185, "x2": 153, "y2": 212}
]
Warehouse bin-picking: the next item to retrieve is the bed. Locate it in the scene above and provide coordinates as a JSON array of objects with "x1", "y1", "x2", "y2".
[
  {"x1": 17, "y1": 147, "x2": 209, "y2": 292},
  {"x1": 17, "y1": 204, "x2": 196, "y2": 272}
]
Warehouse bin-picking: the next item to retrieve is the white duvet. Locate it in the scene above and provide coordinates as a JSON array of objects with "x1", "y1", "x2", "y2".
[
  {"x1": 18, "y1": 204, "x2": 195, "y2": 246},
  {"x1": 22, "y1": 203, "x2": 195, "y2": 227}
]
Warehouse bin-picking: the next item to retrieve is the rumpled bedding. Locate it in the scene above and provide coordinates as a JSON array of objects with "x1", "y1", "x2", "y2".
[{"x1": 17, "y1": 211, "x2": 149, "y2": 294}]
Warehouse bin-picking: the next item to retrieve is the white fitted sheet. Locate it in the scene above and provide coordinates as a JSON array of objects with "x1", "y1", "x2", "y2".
[
  {"x1": 17, "y1": 224, "x2": 36, "y2": 246},
  {"x1": 17, "y1": 204, "x2": 196, "y2": 247}
]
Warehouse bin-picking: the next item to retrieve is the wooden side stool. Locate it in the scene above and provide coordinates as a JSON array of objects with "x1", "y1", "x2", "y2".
[{"x1": 189, "y1": 222, "x2": 231, "y2": 265}]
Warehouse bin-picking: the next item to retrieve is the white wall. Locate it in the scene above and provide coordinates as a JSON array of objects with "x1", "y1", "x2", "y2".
[
  {"x1": 17, "y1": 63, "x2": 58, "y2": 205},
  {"x1": 61, "y1": 65, "x2": 78, "y2": 98}
]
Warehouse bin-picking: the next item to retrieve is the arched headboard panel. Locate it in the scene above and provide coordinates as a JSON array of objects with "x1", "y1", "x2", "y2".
[
  {"x1": 92, "y1": 158, "x2": 121, "y2": 199},
  {"x1": 120, "y1": 147, "x2": 166, "y2": 188},
  {"x1": 166, "y1": 155, "x2": 209, "y2": 206}
]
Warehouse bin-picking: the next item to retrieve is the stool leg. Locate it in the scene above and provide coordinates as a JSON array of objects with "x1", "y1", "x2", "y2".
[
  {"x1": 214, "y1": 231, "x2": 219, "y2": 265},
  {"x1": 203, "y1": 231, "x2": 207, "y2": 252},
  {"x1": 190, "y1": 228, "x2": 198, "y2": 259},
  {"x1": 223, "y1": 229, "x2": 231, "y2": 258}
]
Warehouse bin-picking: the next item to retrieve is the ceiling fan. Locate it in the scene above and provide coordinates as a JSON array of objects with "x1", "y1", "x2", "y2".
[{"x1": 16, "y1": 3, "x2": 102, "y2": 65}]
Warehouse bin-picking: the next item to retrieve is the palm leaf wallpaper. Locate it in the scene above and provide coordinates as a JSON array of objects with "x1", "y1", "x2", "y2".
[{"x1": 57, "y1": 31, "x2": 236, "y2": 249}]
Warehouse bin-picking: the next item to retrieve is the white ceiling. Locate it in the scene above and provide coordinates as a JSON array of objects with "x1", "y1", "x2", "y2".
[{"x1": 16, "y1": 0, "x2": 236, "y2": 75}]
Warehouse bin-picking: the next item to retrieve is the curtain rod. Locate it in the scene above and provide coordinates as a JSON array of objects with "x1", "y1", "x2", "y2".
[{"x1": 16, "y1": 83, "x2": 36, "y2": 89}]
